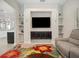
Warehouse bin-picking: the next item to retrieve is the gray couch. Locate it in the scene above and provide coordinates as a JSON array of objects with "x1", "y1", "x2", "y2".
[{"x1": 55, "y1": 29, "x2": 79, "y2": 58}]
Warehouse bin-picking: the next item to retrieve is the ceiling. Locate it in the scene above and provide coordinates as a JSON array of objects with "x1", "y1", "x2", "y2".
[
  {"x1": 17, "y1": 0, "x2": 66, "y2": 6},
  {"x1": 3, "y1": 0, "x2": 67, "y2": 14},
  {"x1": 17, "y1": 0, "x2": 66, "y2": 4}
]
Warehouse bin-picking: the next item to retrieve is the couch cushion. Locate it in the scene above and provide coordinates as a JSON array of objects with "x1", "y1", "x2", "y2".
[
  {"x1": 70, "y1": 29, "x2": 79, "y2": 40},
  {"x1": 70, "y1": 45, "x2": 79, "y2": 58},
  {"x1": 56, "y1": 41, "x2": 70, "y2": 57},
  {"x1": 69, "y1": 38, "x2": 79, "y2": 46}
]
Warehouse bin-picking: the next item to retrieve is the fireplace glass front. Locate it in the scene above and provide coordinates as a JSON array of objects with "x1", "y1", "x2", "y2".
[{"x1": 31, "y1": 31, "x2": 52, "y2": 39}]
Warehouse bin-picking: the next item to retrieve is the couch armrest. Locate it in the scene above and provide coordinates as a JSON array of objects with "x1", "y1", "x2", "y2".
[{"x1": 55, "y1": 38, "x2": 69, "y2": 41}]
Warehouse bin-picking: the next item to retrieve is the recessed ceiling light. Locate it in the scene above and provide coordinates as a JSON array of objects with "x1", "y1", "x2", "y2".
[{"x1": 40, "y1": 0, "x2": 45, "y2": 2}]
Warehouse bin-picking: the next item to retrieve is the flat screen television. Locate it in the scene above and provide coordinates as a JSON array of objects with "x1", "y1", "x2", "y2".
[{"x1": 32, "y1": 17, "x2": 50, "y2": 28}]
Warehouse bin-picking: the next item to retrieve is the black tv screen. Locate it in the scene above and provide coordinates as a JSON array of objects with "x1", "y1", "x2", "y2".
[{"x1": 32, "y1": 17, "x2": 50, "y2": 28}]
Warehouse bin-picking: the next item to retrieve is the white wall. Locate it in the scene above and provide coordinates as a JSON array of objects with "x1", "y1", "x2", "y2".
[
  {"x1": 24, "y1": 9, "x2": 58, "y2": 45},
  {"x1": 1, "y1": 0, "x2": 21, "y2": 44},
  {"x1": 0, "y1": 0, "x2": 17, "y2": 45},
  {"x1": 4, "y1": 0, "x2": 21, "y2": 13},
  {"x1": 63, "y1": 0, "x2": 79, "y2": 38}
]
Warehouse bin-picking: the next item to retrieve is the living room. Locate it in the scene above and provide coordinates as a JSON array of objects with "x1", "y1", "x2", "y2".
[{"x1": 0, "y1": 0, "x2": 79, "y2": 58}]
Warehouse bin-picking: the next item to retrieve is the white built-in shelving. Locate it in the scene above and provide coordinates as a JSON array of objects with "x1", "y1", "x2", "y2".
[
  {"x1": 58, "y1": 11, "x2": 64, "y2": 38},
  {"x1": 18, "y1": 14, "x2": 24, "y2": 43}
]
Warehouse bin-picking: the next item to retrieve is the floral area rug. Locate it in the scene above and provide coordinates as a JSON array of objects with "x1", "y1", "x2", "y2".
[{"x1": 0, "y1": 44, "x2": 61, "y2": 58}]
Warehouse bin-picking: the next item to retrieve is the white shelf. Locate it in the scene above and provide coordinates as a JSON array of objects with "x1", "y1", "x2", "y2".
[
  {"x1": 18, "y1": 15, "x2": 24, "y2": 43},
  {"x1": 18, "y1": 32, "x2": 24, "y2": 35},
  {"x1": 58, "y1": 11, "x2": 63, "y2": 38}
]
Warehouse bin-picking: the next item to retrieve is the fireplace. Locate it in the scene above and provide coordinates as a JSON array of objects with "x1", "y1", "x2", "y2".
[
  {"x1": 24, "y1": 9, "x2": 58, "y2": 43},
  {"x1": 31, "y1": 16, "x2": 52, "y2": 40},
  {"x1": 31, "y1": 31, "x2": 52, "y2": 39}
]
